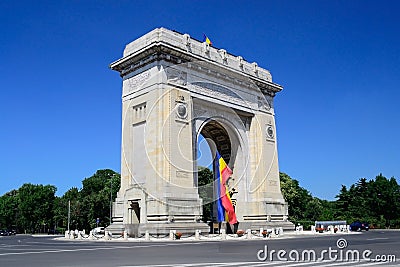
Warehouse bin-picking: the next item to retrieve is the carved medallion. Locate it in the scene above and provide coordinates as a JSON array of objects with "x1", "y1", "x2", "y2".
[
  {"x1": 266, "y1": 125, "x2": 274, "y2": 139},
  {"x1": 176, "y1": 103, "x2": 188, "y2": 119}
]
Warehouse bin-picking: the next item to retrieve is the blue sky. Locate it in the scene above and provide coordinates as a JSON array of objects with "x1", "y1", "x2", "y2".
[{"x1": 1, "y1": 1, "x2": 399, "y2": 200}]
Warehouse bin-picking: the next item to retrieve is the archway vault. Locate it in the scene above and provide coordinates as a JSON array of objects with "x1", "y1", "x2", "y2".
[{"x1": 200, "y1": 120, "x2": 232, "y2": 164}]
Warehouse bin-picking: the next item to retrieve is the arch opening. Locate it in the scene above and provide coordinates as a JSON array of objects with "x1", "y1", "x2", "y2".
[
  {"x1": 196, "y1": 119, "x2": 239, "y2": 230},
  {"x1": 200, "y1": 120, "x2": 232, "y2": 164}
]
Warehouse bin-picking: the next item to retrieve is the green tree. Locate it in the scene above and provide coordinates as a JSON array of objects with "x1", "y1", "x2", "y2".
[
  {"x1": 53, "y1": 187, "x2": 81, "y2": 231},
  {"x1": 17, "y1": 183, "x2": 56, "y2": 233},
  {"x1": 280, "y1": 172, "x2": 337, "y2": 228},
  {"x1": 53, "y1": 169, "x2": 121, "y2": 231},
  {"x1": 335, "y1": 174, "x2": 400, "y2": 228},
  {"x1": 0, "y1": 190, "x2": 18, "y2": 230},
  {"x1": 78, "y1": 169, "x2": 120, "y2": 229},
  {"x1": 0, "y1": 169, "x2": 122, "y2": 233},
  {"x1": 198, "y1": 167, "x2": 214, "y2": 222},
  {"x1": 335, "y1": 185, "x2": 353, "y2": 221},
  {"x1": 280, "y1": 172, "x2": 313, "y2": 223},
  {"x1": 318, "y1": 199, "x2": 336, "y2": 221},
  {"x1": 368, "y1": 174, "x2": 400, "y2": 227}
]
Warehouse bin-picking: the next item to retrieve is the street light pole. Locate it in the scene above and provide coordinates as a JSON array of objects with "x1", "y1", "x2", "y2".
[
  {"x1": 109, "y1": 175, "x2": 113, "y2": 225},
  {"x1": 67, "y1": 200, "x2": 70, "y2": 233}
]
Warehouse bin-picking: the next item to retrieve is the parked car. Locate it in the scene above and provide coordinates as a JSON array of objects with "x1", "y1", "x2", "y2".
[
  {"x1": 48, "y1": 229, "x2": 60, "y2": 235},
  {"x1": 350, "y1": 221, "x2": 369, "y2": 231},
  {"x1": 8, "y1": 229, "x2": 16, "y2": 235},
  {"x1": 93, "y1": 227, "x2": 105, "y2": 235},
  {"x1": 0, "y1": 229, "x2": 10, "y2": 236}
]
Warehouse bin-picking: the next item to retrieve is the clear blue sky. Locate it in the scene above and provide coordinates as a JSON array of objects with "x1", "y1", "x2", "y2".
[{"x1": 1, "y1": 0, "x2": 399, "y2": 200}]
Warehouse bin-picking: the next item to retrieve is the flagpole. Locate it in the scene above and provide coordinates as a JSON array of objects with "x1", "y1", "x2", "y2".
[
  {"x1": 213, "y1": 150, "x2": 218, "y2": 234},
  {"x1": 67, "y1": 200, "x2": 70, "y2": 233}
]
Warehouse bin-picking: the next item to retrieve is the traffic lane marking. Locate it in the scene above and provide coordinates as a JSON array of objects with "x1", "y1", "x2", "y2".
[{"x1": 0, "y1": 242, "x2": 207, "y2": 256}]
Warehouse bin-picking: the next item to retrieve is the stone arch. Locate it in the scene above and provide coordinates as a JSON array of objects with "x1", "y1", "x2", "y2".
[
  {"x1": 108, "y1": 28, "x2": 292, "y2": 235},
  {"x1": 193, "y1": 99, "x2": 250, "y2": 166},
  {"x1": 193, "y1": 99, "x2": 252, "y2": 216},
  {"x1": 200, "y1": 120, "x2": 232, "y2": 165}
]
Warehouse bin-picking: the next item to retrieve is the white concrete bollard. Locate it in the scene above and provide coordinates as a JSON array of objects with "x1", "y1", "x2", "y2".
[
  {"x1": 246, "y1": 229, "x2": 252, "y2": 239},
  {"x1": 311, "y1": 225, "x2": 316, "y2": 232},
  {"x1": 221, "y1": 229, "x2": 226, "y2": 240},
  {"x1": 169, "y1": 230, "x2": 175, "y2": 240},
  {"x1": 124, "y1": 230, "x2": 128, "y2": 240},
  {"x1": 195, "y1": 230, "x2": 200, "y2": 240},
  {"x1": 270, "y1": 228, "x2": 276, "y2": 237},
  {"x1": 266, "y1": 228, "x2": 273, "y2": 238},
  {"x1": 145, "y1": 230, "x2": 150, "y2": 241},
  {"x1": 65, "y1": 231, "x2": 69, "y2": 239},
  {"x1": 89, "y1": 230, "x2": 94, "y2": 240},
  {"x1": 105, "y1": 230, "x2": 111, "y2": 240}
]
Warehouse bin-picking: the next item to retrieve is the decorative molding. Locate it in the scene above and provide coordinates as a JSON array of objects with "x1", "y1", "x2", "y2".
[
  {"x1": 219, "y1": 49, "x2": 227, "y2": 62},
  {"x1": 193, "y1": 107, "x2": 207, "y2": 118},
  {"x1": 126, "y1": 71, "x2": 150, "y2": 92},
  {"x1": 110, "y1": 28, "x2": 283, "y2": 96},
  {"x1": 269, "y1": 180, "x2": 278, "y2": 186},
  {"x1": 117, "y1": 50, "x2": 280, "y2": 103},
  {"x1": 258, "y1": 96, "x2": 271, "y2": 111},
  {"x1": 176, "y1": 170, "x2": 190, "y2": 178},
  {"x1": 203, "y1": 42, "x2": 210, "y2": 53},
  {"x1": 183, "y1": 33, "x2": 191, "y2": 46},
  {"x1": 239, "y1": 115, "x2": 251, "y2": 130},
  {"x1": 237, "y1": 56, "x2": 244, "y2": 69},
  {"x1": 166, "y1": 67, "x2": 187, "y2": 86},
  {"x1": 189, "y1": 81, "x2": 255, "y2": 109},
  {"x1": 265, "y1": 95, "x2": 274, "y2": 109},
  {"x1": 252, "y1": 62, "x2": 258, "y2": 74}
]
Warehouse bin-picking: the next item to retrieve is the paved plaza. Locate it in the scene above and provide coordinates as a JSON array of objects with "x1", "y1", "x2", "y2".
[{"x1": 1, "y1": 231, "x2": 399, "y2": 266}]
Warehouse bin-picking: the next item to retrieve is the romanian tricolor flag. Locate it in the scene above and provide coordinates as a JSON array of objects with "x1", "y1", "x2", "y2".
[
  {"x1": 203, "y1": 34, "x2": 212, "y2": 46},
  {"x1": 215, "y1": 151, "x2": 237, "y2": 225}
]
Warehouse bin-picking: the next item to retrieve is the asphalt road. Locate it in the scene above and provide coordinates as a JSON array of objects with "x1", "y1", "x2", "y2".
[{"x1": 0, "y1": 231, "x2": 399, "y2": 266}]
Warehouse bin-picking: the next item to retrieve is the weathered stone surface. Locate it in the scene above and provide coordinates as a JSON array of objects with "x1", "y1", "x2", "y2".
[{"x1": 108, "y1": 28, "x2": 292, "y2": 236}]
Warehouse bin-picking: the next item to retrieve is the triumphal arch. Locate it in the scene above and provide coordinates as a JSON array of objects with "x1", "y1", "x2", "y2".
[{"x1": 108, "y1": 28, "x2": 292, "y2": 236}]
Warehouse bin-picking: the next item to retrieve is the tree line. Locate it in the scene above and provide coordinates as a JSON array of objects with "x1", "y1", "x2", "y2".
[
  {"x1": 1, "y1": 168, "x2": 399, "y2": 233},
  {"x1": 280, "y1": 172, "x2": 400, "y2": 229},
  {"x1": 0, "y1": 169, "x2": 120, "y2": 234},
  {"x1": 197, "y1": 168, "x2": 400, "y2": 229}
]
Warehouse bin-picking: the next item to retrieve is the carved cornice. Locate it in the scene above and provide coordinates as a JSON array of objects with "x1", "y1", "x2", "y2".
[
  {"x1": 110, "y1": 28, "x2": 283, "y2": 97},
  {"x1": 113, "y1": 50, "x2": 281, "y2": 101}
]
